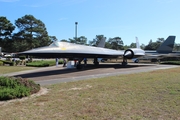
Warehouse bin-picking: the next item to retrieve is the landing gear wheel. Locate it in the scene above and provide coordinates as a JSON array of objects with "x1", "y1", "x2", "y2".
[
  {"x1": 135, "y1": 59, "x2": 139, "y2": 63},
  {"x1": 94, "y1": 61, "x2": 99, "y2": 66},
  {"x1": 76, "y1": 64, "x2": 83, "y2": 70},
  {"x1": 122, "y1": 61, "x2": 127, "y2": 66}
]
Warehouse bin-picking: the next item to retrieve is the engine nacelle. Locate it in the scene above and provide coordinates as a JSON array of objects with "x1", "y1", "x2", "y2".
[
  {"x1": 124, "y1": 49, "x2": 134, "y2": 59},
  {"x1": 124, "y1": 48, "x2": 145, "y2": 59}
]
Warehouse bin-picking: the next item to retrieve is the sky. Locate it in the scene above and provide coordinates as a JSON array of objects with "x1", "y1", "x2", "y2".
[{"x1": 0, "y1": 0, "x2": 180, "y2": 46}]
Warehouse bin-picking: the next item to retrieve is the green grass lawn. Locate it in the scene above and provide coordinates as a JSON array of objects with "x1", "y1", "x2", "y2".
[
  {"x1": 0, "y1": 66, "x2": 36, "y2": 74},
  {"x1": 0, "y1": 60, "x2": 63, "y2": 74},
  {"x1": 1, "y1": 66, "x2": 180, "y2": 119}
]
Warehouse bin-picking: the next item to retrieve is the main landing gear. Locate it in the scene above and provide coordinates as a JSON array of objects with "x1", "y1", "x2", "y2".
[
  {"x1": 93, "y1": 58, "x2": 99, "y2": 66},
  {"x1": 76, "y1": 58, "x2": 84, "y2": 70},
  {"x1": 122, "y1": 57, "x2": 128, "y2": 66},
  {"x1": 76, "y1": 58, "x2": 100, "y2": 70}
]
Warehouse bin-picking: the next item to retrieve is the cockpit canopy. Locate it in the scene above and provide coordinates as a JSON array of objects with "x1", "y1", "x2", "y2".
[{"x1": 49, "y1": 41, "x2": 60, "y2": 47}]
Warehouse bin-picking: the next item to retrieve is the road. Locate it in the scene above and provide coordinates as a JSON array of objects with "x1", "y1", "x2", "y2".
[{"x1": 3, "y1": 63, "x2": 179, "y2": 86}]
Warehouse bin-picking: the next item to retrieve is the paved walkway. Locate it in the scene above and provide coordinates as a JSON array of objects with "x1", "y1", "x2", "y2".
[{"x1": 2, "y1": 63, "x2": 179, "y2": 86}]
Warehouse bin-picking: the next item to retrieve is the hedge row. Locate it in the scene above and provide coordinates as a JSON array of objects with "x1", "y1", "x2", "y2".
[{"x1": 26, "y1": 60, "x2": 63, "y2": 67}]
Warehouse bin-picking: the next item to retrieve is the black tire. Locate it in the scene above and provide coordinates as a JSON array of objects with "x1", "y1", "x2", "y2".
[
  {"x1": 76, "y1": 64, "x2": 83, "y2": 70},
  {"x1": 134, "y1": 59, "x2": 139, "y2": 63}
]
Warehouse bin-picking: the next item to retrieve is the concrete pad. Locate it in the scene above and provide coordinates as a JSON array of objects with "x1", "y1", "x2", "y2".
[{"x1": 2, "y1": 63, "x2": 179, "y2": 86}]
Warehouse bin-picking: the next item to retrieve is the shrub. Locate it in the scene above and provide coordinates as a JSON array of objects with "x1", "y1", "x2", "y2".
[
  {"x1": 0, "y1": 76, "x2": 40, "y2": 101},
  {"x1": 58, "y1": 60, "x2": 63, "y2": 64},
  {"x1": 161, "y1": 61, "x2": 180, "y2": 65},
  {"x1": 26, "y1": 60, "x2": 63, "y2": 67},
  {"x1": 19, "y1": 56, "x2": 26, "y2": 60},
  {"x1": 0, "y1": 60, "x2": 14, "y2": 66},
  {"x1": 6, "y1": 56, "x2": 12, "y2": 59},
  {"x1": 26, "y1": 61, "x2": 49, "y2": 67}
]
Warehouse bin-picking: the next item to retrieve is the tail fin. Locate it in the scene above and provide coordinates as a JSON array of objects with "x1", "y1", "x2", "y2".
[
  {"x1": 136, "y1": 37, "x2": 140, "y2": 48},
  {"x1": 156, "y1": 36, "x2": 175, "y2": 53},
  {"x1": 97, "y1": 37, "x2": 106, "y2": 48}
]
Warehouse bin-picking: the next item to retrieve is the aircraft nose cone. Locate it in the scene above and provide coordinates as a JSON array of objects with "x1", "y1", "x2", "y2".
[
  {"x1": 124, "y1": 51, "x2": 132, "y2": 57},
  {"x1": 124, "y1": 49, "x2": 134, "y2": 59},
  {"x1": 124, "y1": 51, "x2": 131, "y2": 56}
]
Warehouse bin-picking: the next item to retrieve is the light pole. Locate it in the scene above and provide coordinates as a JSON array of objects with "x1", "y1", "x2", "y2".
[{"x1": 75, "y1": 22, "x2": 78, "y2": 41}]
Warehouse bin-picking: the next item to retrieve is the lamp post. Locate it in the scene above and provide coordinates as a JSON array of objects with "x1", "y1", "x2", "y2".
[{"x1": 75, "y1": 22, "x2": 78, "y2": 41}]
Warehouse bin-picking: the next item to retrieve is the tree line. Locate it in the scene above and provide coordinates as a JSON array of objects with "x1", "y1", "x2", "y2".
[
  {"x1": 0, "y1": 15, "x2": 53, "y2": 53},
  {"x1": 0, "y1": 14, "x2": 180, "y2": 53}
]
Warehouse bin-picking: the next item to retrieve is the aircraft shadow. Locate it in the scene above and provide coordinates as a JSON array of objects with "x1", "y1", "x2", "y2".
[{"x1": 13, "y1": 63, "x2": 153, "y2": 79}]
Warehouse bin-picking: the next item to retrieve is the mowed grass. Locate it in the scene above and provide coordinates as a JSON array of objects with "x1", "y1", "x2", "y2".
[
  {"x1": 1, "y1": 67, "x2": 180, "y2": 119},
  {"x1": 0, "y1": 66, "x2": 36, "y2": 74}
]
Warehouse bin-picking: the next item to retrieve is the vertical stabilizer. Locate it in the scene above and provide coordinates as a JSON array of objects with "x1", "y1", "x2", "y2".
[
  {"x1": 136, "y1": 37, "x2": 140, "y2": 48},
  {"x1": 156, "y1": 36, "x2": 175, "y2": 53},
  {"x1": 97, "y1": 37, "x2": 106, "y2": 48}
]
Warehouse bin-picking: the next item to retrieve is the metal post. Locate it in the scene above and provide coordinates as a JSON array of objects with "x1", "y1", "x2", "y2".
[
  {"x1": 56, "y1": 58, "x2": 58, "y2": 67},
  {"x1": 0, "y1": 47, "x2": 1, "y2": 56},
  {"x1": 75, "y1": 22, "x2": 78, "y2": 40}
]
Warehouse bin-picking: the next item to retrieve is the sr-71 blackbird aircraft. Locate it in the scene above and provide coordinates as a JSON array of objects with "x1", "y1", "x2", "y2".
[
  {"x1": 20, "y1": 41, "x2": 145, "y2": 69},
  {"x1": 134, "y1": 36, "x2": 176, "y2": 62}
]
